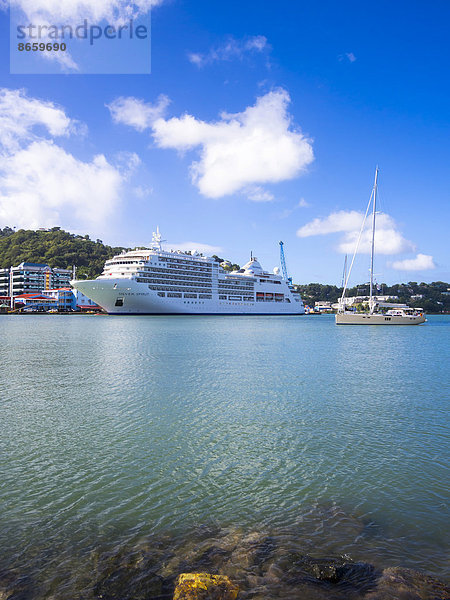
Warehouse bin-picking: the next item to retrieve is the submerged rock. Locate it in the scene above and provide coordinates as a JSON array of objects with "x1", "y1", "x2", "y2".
[
  {"x1": 92, "y1": 546, "x2": 165, "y2": 600},
  {"x1": 301, "y1": 556, "x2": 378, "y2": 585},
  {"x1": 94, "y1": 566, "x2": 163, "y2": 600},
  {"x1": 302, "y1": 557, "x2": 345, "y2": 582},
  {"x1": 228, "y1": 532, "x2": 276, "y2": 576},
  {"x1": 0, "y1": 569, "x2": 36, "y2": 600},
  {"x1": 173, "y1": 573, "x2": 239, "y2": 600},
  {"x1": 365, "y1": 567, "x2": 450, "y2": 600}
]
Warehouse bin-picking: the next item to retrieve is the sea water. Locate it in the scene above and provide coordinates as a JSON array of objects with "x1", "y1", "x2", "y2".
[{"x1": 0, "y1": 314, "x2": 448, "y2": 597}]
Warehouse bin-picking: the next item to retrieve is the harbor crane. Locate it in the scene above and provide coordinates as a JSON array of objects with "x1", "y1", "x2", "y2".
[{"x1": 279, "y1": 241, "x2": 292, "y2": 285}]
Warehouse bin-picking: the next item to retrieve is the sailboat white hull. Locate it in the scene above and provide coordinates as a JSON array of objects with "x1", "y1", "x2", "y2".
[{"x1": 335, "y1": 312, "x2": 426, "y2": 325}]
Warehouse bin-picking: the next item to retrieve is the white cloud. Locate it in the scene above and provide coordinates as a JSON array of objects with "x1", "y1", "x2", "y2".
[
  {"x1": 113, "y1": 150, "x2": 141, "y2": 176},
  {"x1": 391, "y1": 254, "x2": 436, "y2": 271},
  {"x1": 297, "y1": 210, "x2": 363, "y2": 237},
  {"x1": 107, "y1": 95, "x2": 170, "y2": 131},
  {"x1": 297, "y1": 210, "x2": 415, "y2": 255},
  {"x1": 151, "y1": 89, "x2": 314, "y2": 198},
  {"x1": 246, "y1": 186, "x2": 274, "y2": 203},
  {"x1": 339, "y1": 52, "x2": 357, "y2": 63},
  {"x1": 168, "y1": 242, "x2": 223, "y2": 255},
  {"x1": 38, "y1": 44, "x2": 81, "y2": 72},
  {"x1": 0, "y1": 88, "x2": 79, "y2": 150},
  {"x1": 188, "y1": 35, "x2": 269, "y2": 67},
  {"x1": 278, "y1": 197, "x2": 310, "y2": 219},
  {"x1": 0, "y1": 141, "x2": 135, "y2": 230},
  {"x1": 188, "y1": 54, "x2": 203, "y2": 67},
  {"x1": 133, "y1": 185, "x2": 153, "y2": 198},
  {"x1": 0, "y1": 88, "x2": 135, "y2": 232}
]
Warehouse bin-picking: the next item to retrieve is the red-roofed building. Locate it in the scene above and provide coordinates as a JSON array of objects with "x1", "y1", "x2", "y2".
[{"x1": 14, "y1": 294, "x2": 57, "y2": 310}]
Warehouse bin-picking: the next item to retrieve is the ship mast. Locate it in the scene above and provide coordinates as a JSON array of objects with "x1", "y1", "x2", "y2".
[
  {"x1": 369, "y1": 167, "x2": 379, "y2": 313},
  {"x1": 151, "y1": 226, "x2": 164, "y2": 251}
]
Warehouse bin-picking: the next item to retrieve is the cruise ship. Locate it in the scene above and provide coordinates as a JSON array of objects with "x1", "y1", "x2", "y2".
[{"x1": 71, "y1": 230, "x2": 305, "y2": 315}]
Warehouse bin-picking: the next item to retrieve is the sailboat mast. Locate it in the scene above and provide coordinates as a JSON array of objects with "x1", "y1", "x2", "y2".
[{"x1": 369, "y1": 167, "x2": 379, "y2": 311}]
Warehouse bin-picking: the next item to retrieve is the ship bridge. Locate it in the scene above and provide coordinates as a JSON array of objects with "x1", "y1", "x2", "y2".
[{"x1": 240, "y1": 258, "x2": 264, "y2": 276}]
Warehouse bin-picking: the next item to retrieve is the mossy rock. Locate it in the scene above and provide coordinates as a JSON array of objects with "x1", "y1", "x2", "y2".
[{"x1": 173, "y1": 573, "x2": 239, "y2": 600}]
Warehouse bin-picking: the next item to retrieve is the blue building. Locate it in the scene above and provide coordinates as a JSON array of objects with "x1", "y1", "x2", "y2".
[{"x1": 0, "y1": 262, "x2": 72, "y2": 297}]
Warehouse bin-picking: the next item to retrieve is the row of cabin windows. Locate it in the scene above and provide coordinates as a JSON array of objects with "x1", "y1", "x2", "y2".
[
  {"x1": 137, "y1": 273, "x2": 212, "y2": 281},
  {"x1": 258, "y1": 279, "x2": 281, "y2": 284},
  {"x1": 155, "y1": 292, "x2": 253, "y2": 301},
  {"x1": 218, "y1": 288, "x2": 254, "y2": 294},
  {"x1": 218, "y1": 295, "x2": 253, "y2": 301},
  {"x1": 161, "y1": 293, "x2": 213, "y2": 299},
  {"x1": 148, "y1": 285, "x2": 211, "y2": 293},
  {"x1": 138, "y1": 273, "x2": 212, "y2": 283},
  {"x1": 218, "y1": 283, "x2": 254, "y2": 289},
  {"x1": 167, "y1": 264, "x2": 212, "y2": 270},
  {"x1": 145, "y1": 265, "x2": 212, "y2": 274},
  {"x1": 139, "y1": 279, "x2": 212, "y2": 288},
  {"x1": 219, "y1": 281, "x2": 254, "y2": 286},
  {"x1": 160, "y1": 257, "x2": 212, "y2": 267}
]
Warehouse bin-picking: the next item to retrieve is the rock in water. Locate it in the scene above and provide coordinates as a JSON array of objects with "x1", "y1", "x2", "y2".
[
  {"x1": 364, "y1": 567, "x2": 450, "y2": 600},
  {"x1": 173, "y1": 573, "x2": 239, "y2": 600}
]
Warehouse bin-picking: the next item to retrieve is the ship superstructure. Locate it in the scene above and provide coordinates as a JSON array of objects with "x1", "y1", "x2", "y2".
[{"x1": 72, "y1": 230, "x2": 305, "y2": 315}]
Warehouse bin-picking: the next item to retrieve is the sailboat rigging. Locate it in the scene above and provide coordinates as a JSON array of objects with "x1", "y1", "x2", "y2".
[{"x1": 335, "y1": 168, "x2": 425, "y2": 325}]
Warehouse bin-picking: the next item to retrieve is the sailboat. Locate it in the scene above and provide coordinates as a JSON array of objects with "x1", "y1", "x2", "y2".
[{"x1": 335, "y1": 168, "x2": 426, "y2": 325}]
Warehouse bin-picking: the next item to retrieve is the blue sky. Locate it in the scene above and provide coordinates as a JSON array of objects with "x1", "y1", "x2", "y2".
[{"x1": 0, "y1": 0, "x2": 448, "y2": 284}]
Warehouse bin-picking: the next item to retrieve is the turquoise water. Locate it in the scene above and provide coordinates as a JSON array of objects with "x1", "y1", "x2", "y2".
[{"x1": 0, "y1": 314, "x2": 449, "y2": 596}]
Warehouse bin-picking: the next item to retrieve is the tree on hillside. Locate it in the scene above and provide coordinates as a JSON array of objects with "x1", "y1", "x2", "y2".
[
  {"x1": 0, "y1": 228, "x2": 127, "y2": 279},
  {"x1": 0, "y1": 226, "x2": 14, "y2": 238}
]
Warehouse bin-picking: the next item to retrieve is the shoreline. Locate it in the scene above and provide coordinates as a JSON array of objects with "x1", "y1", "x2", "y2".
[
  {"x1": 1, "y1": 311, "x2": 449, "y2": 316},
  {"x1": 1, "y1": 521, "x2": 448, "y2": 599}
]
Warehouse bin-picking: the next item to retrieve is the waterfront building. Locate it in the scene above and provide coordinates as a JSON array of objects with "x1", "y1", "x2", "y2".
[
  {"x1": 0, "y1": 263, "x2": 72, "y2": 297},
  {"x1": 14, "y1": 294, "x2": 57, "y2": 310},
  {"x1": 42, "y1": 288, "x2": 77, "y2": 311},
  {"x1": 75, "y1": 290, "x2": 100, "y2": 311},
  {"x1": 337, "y1": 295, "x2": 399, "y2": 306},
  {"x1": 314, "y1": 301, "x2": 334, "y2": 312},
  {"x1": 0, "y1": 287, "x2": 100, "y2": 312},
  {"x1": 19, "y1": 287, "x2": 100, "y2": 311}
]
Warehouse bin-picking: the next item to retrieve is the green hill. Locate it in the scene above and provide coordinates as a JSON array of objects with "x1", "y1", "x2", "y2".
[{"x1": 0, "y1": 227, "x2": 127, "y2": 279}]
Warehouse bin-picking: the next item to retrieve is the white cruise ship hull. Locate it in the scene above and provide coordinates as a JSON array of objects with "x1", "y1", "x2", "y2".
[
  {"x1": 335, "y1": 312, "x2": 426, "y2": 325},
  {"x1": 73, "y1": 279, "x2": 305, "y2": 315}
]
